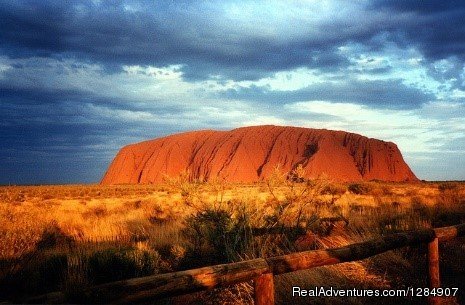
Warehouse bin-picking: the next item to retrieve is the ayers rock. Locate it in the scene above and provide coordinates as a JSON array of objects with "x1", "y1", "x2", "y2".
[{"x1": 101, "y1": 125, "x2": 418, "y2": 184}]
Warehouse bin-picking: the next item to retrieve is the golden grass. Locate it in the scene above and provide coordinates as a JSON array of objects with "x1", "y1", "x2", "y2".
[{"x1": 1, "y1": 180, "x2": 465, "y2": 304}]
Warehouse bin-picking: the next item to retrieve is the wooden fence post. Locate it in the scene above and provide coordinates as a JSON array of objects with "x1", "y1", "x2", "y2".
[
  {"x1": 254, "y1": 273, "x2": 274, "y2": 305},
  {"x1": 428, "y1": 237, "x2": 441, "y2": 305}
]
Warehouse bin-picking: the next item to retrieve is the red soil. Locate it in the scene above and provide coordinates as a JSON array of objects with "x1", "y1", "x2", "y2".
[{"x1": 101, "y1": 125, "x2": 418, "y2": 184}]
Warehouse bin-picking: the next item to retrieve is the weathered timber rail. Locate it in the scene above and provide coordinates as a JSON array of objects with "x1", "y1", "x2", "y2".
[{"x1": 28, "y1": 223, "x2": 465, "y2": 305}]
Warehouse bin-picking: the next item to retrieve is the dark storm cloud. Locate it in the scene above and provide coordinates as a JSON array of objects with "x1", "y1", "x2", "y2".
[
  {"x1": 0, "y1": 107, "x2": 115, "y2": 184},
  {"x1": 0, "y1": 86, "x2": 194, "y2": 184},
  {"x1": 2, "y1": 0, "x2": 321, "y2": 81},
  {"x1": 180, "y1": 47, "x2": 351, "y2": 81},
  {"x1": 1, "y1": 0, "x2": 464, "y2": 82},
  {"x1": 0, "y1": 119, "x2": 184, "y2": 185},
  {"x1": 0, "y1": 1, "x2": 396, "y2": 81},
  {"x1": 221, "y1": 79, "x2": 435, "y2": 110},
  {"x1": 370, "y1": 0, "x2": 465, "y2": 88},
  {"x1": 370, "y1": 0, "x2": 465, "y2": 59},
  {"x1": 1, "y1": 87, "x2": 92, "y2": 106}
]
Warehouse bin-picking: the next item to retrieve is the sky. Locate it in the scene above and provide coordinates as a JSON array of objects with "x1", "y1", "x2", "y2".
[{"x1": 1, "y1": 0, "x2": 465, "y2": 184}]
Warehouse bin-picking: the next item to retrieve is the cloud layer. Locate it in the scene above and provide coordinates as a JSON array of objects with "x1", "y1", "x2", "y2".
[{"x1": 1, "y1": 0, "x2": 464, "y2": 183}]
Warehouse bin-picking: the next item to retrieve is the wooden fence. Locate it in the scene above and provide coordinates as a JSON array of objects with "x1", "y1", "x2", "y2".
[{"x1": 29, "y1": 223, "x2": 465, "y2": 305}]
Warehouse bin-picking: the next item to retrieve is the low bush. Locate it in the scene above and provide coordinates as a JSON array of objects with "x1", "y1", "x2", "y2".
[
  {"x1": 87, "y1": 248, "x2": 160, "y2": 284},
  {"x1": 182, "y1": 207, "x2": 253, "y2": 266},
  {"x1": 36, "y1": 221, "x2": 74, "y2": 250},
  {"x1": 348, "y1": 183, "x2": 372, "y2": 195}
]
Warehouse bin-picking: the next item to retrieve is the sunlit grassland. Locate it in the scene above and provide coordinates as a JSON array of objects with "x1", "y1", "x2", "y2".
[{"x1": 1, "y1": 176, "x2": 465, "y2": 304}]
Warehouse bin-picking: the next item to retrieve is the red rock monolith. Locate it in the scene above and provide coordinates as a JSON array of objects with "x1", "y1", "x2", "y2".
[{"x1": 101, "y1": 125, "x2": 418, "y2": 184}]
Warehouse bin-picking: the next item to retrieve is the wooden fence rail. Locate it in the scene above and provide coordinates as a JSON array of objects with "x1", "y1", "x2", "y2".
[{"x1": 28, "y1": 223, "x2": 465, "y2": 305}]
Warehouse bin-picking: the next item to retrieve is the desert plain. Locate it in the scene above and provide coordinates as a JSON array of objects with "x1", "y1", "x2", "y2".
[{"x1": 1, "y1": 176, "x2": 465, "y2": 304}]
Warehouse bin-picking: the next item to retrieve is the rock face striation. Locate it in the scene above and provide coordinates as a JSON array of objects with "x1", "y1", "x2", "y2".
[{"x1": 101, "y1": 125, "x2": 418, "y2": 184}]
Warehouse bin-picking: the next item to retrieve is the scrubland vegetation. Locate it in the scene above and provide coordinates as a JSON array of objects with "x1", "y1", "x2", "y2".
[{"x1": 1, "y1": 170, "x2": 465, "y2": 304}]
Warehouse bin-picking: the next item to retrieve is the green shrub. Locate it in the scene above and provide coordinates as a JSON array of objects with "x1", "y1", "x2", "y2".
[{"x1": 182, "y1": 208, "x2": 253, "y2": 265}]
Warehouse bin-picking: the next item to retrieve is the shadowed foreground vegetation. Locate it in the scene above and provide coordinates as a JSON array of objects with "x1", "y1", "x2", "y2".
[{"x1": 1, "y1": 171, "x2": 465, "y2": 304}]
